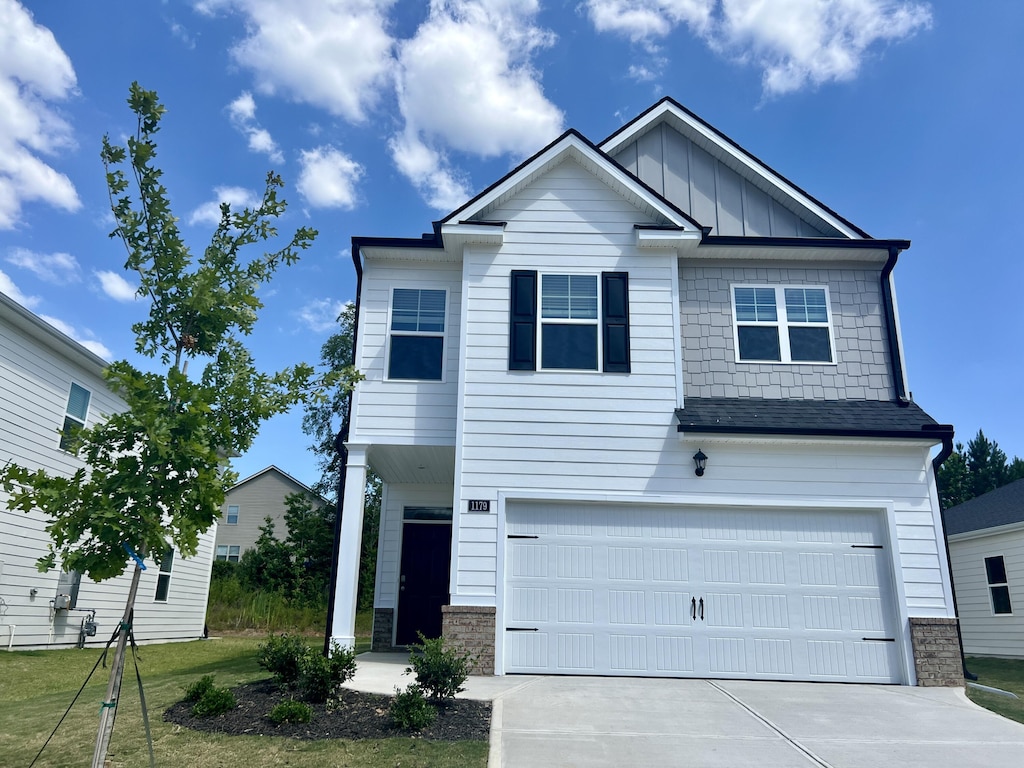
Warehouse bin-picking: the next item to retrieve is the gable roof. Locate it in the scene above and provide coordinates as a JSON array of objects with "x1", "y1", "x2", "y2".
[
  {"x1": 944, "y1": 478, "x2": 1024, "y2": 536},
  {"x1": 600, "y1": 97, "x2": 870, "y2": 240},
  {"x1": 227, "y1": 465, "x2": 329, "y2": 505}
]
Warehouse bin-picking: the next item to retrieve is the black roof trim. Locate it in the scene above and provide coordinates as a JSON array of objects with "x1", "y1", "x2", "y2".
[
  {"x1": 700, "y1": 235, "x2": 911, "y2": 251},
  {"x1": 675, "y1": 397, "x2": 948, "y2": 440},
  {"x1": 351, "y1": 233, "x2": 443, "y2": 251},
  {"x1": 600, "y1": 97, "x2": 873, "y2": 240}
]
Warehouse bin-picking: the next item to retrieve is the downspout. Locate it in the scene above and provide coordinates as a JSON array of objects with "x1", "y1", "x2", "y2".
[
  {"x1": 881, "y1": 246, "x2": 910, "y2": 405},
  {"x1": 324, "y1": 244, "x2": 363, "y2": 655},
  {"x1": 931, "y1": 428, "x2": 976, "y2": 681}
]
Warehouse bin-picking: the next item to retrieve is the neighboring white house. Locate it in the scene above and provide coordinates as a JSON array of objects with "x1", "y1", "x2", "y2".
[
  {"x1": 215, "y1": 465, "x2": 329, "y2": 561},
  {"x1": 328, "y1": 98, "x2": 960, "y2": 686},
  {"x1": 946, "y1": 479, "x2": 1024, "y2": 658},
  {"x1": 0, "y1": 292, "x2": 215, "y2": 650}
]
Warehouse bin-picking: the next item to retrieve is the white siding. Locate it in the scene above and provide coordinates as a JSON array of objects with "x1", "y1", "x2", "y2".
[
  {"x1": 1, "y1": 307, "x2": 213, "y2": 649},
  {"x1": 351, "y1": 260, "x2": 461, "y2": 444},
  {"x1": 950, "y1": 529, "x2": 1024, "y2": 658}
]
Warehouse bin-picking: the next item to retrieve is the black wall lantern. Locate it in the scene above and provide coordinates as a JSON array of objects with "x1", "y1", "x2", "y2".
[{"x1": 693, "y1": 449, "x2": 708, "y2": 477}]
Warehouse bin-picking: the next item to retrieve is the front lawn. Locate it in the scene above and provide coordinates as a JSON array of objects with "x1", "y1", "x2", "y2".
[
  {"x1": 0, "y1": 637, "x2": 488, "y2": 768},
  {"x1": 965, "y1": 656, "x2": 1024, "y2": 725}
]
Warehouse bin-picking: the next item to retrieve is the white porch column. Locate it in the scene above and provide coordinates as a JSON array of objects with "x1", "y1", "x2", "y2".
[{"x1": 330, "y1": 443, "x2": 368, "y2": 649}]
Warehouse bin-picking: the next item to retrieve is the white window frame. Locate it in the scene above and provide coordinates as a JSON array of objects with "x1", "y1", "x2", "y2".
[
  {"x1": 539, "y1": 272, "x2": 602, "y2": 372},
  {"x1": 984, "y1": 554, "x2": 1013, "y2": 616},
  {"x1": 216, "y1": 544, "x2": 241, "y2": 562},
  {"x1": 731, "y1": 284, "x2": 837, "y2": 365},
  {"x1": 154, "y1": 548, "x2": 174, "y2": 603},
  {"x1": 60, "y1": 382, "x2": 91, "y2": 451},
  {"x1": 384, "y1": 286, "x2": 449, "y2": 383},
  {"x1": 226, "y1": 504, "x2": 239, "y2": 525}
]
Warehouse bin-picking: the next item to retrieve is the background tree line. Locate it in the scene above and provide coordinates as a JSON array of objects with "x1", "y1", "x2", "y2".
[{"x1": 938, "y1": 429, "x2": 1024, "y2": 510}]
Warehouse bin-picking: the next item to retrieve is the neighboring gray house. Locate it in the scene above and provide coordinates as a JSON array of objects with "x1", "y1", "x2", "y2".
[
  {"x1": 215, "y1": 465, "x2": 328, "y2": 561},
  {"x1": 328, "y1": 97, "x2": 960, "y2": 686},
  {"x1": 946, "y1": 479, "x2": 1024, "y2": 658},
  {"x1": 0, "y1": 292, "x2": 214, "y2": 649}
]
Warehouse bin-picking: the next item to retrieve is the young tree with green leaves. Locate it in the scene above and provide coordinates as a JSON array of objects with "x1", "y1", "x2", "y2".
[
  {"x1": 937, "y1": 428, "x2": 1024, "y2": 509},
  {"x1": 0, "y1": 83, "x2": 357, "y2": 768}
]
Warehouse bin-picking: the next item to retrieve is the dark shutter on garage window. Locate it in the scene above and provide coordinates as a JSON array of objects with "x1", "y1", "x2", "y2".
[
  {"x1": 601, "y1": 271, "x2": 630, "y2": 373},
  {"x1": 509, "y1": 270, "x2": 537, "y2": 370}
]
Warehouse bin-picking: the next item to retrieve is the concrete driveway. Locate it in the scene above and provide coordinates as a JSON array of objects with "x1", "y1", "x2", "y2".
[{"x1": 349, "y1": 653, "x2": 1024, "y2": 767}]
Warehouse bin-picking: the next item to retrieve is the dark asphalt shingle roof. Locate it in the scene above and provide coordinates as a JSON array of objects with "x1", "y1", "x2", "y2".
[
  {"x1": 675, "y1": 397, "x2": 948, "y2": 438},
  {"x1": 943, "y1": 478, "x2": 1024, "y2": 536}
]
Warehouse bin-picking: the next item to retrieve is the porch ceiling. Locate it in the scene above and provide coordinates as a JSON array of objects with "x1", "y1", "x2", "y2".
[{"x1": 365, "y1": 444, "x2": 455, "y2": 485}]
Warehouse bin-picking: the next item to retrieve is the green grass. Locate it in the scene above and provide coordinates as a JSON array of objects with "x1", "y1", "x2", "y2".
[
  {"x1": 965, "y1": 656, "x2": 1024, "y2": 725},
  {"x1": 0, "y1": 636, "x2": 487, "y2": 768}
]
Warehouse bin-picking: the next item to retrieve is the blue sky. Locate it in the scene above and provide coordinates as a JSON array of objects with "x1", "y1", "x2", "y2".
[{"x1": 1, "y1": 0, "x2": 1022, "y2": 489}]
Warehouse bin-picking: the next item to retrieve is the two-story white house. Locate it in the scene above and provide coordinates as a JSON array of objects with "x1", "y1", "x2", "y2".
[
  {"x1": 0, "y1": 292, "x2": 215, "y2": 649},
  {"x1": 328, "y1": 98, "x2": 960, "y2": 686}
]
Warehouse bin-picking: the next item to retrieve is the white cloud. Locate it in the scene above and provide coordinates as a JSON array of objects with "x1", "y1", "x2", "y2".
[
  {"x1": 95, "y1": 270, "x2": 138, "y2": 302},
  {"x1": 227, "y1": 91, "x2": 283, "y2": 163},
  {"x1": 297, "y1": 297, "x2": 346, "y2": 333},
  {"x1": 0, "y1": 0, "x2": 81, "y2": 229},
  {"x1": 37, "y1": 314, "x2": 112, "y2": 359},
  {"x1": 585, "y1": 0, "x2": 932, "y2": 96},
  {"x1": 0, "y1": 267, "x2": 39, "y2": 307},
  {"x1": 196, "y1": 0, "x2": 396, "y2": 122},
  {"x1": 296, "y1": 146, "x2": 363, "y2": 209},
  {"x1": 5, "y1": 246, "x2": 80, "y2": 284},
  {"x1": 392, "y1": 0, "x2": 564, "y2": 209},
  {"x1": 187, "y1": 186, "x2": 263, "y2": 226}
]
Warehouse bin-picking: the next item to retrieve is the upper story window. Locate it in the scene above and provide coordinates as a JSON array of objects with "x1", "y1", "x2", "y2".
[
  {"x1": 59, "y1": 383, "x2": 91, "y2": 451},
  {"x1": 387, "y1": 288, "x2": 446, "y2": 381},
  {"x1": 154, "y1": 547, "x2": 174, "y2": 602},
  {"x1": 226, "y1": 504, "x2": 239, "y2": 525},
  {"x1": 732, "y1": 285, "x2": 835, "y2": 364},
  {"x1": 509, "y1": 271, "x2": 630, "y2": 373},
  {"x1": 985, "y1": 555, "x2": 1013, "y2": 615}
]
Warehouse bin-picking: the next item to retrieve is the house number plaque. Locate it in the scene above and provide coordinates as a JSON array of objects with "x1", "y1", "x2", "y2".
[{"x1": 467, "y1": 500, "x2": 490, "y2": 512}]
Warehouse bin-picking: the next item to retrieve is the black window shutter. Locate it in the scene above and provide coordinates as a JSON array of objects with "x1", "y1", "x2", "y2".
[
  {"x1": 602, "y1": 272, "x2": 630, "y2": 373},
  {"x1": 509, "y1": 270, "x2": 537, "y2": 370}
]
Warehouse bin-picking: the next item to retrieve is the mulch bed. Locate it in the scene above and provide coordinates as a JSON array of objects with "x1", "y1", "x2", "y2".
[{"x1": 163, "y1": 678, "x2": 491, "y2": 741}]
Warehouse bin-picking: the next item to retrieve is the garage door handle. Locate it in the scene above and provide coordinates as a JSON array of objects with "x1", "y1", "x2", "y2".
[
  {"x1": 699, "y1": 598, "x2": 704, "y2": 621},
  {"x1": 691, "y1": 597, "x2": 696, "y2": 620}
]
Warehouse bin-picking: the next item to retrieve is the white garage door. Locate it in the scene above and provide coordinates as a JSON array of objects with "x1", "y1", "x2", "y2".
[{"x1": 504, "y1": 503, "x2": 903, "y2": 683}]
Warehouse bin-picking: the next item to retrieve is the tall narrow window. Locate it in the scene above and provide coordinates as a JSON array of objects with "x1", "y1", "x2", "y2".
[
  {"x1": 60, "y1": 383, "x2": 91, "y2": 451},
  {"x1": 226, "y1": 505, "x2": 239, "y2": 525},
  {"x1": 387, "y1": 288, "x2": 446, "y2": 380},
  {"x1": 985, "y1": 555, "x2": 1013, "y2": 615},
  {"x1": 155, "y1": 548, "x2": 174, "y2": 602},
  {"x1": 732, "y1": 285, "x2": 834, "y2": 363}
]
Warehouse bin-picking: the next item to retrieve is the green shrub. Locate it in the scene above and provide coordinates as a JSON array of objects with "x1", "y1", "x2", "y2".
[
  {"x1": 257, "y1": 633, "x2": 310, "y2": 686},
  {"x1": 389, "y1": 684, "x2": 436, "y2": 731},
  {"x1": 191, "y1": 686, "x2": 237, "y2": 717},
  {"x1": 268, "y1": 699, "x2": 313, "y2": 724},
  {"x1": 183, "y1": 674, "x2": 215, "y2": 702},
  {"x1": 299, "y1": 641, "x2": 358, "y2": 703},
  {"x1": 406, "y1": 633, "x2": 475, "y2": 700},
  {"x1": 210, "y1": 559, "x2": 238, "y2": 581}
]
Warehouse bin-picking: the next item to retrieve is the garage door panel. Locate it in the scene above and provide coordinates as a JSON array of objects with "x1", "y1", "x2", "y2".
[{"x1": 655, "y1": 635, "x2": 694, "y2": 672}]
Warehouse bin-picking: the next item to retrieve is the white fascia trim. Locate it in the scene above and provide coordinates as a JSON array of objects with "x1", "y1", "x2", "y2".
[
  {"x1": 635, "y1": 228, "x2": 703, "y2": 248},
  {"x1": 440, "y1": 222, "x2": 506, "y2": 246},
  {"x1": 949, "y1": 521, "x2": 1024, "y2": 543},
  {"x1": 600, "y1": 102, "x2": 862, "y2": 240}
]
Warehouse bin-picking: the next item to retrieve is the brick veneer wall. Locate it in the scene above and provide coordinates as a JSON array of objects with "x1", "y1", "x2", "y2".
[
  {"x1": 442, "y1": 605, "x2": 496, "y2": 675},
  {"x1": 909, "y1": 617, "x2": 964, "y2": 687},
  {"x1": 371, "y1": 608, "x2": 394, "y2": 652}
]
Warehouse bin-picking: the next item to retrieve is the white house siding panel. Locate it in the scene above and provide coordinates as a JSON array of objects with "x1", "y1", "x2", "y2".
[
  {"x1": 1, "y1": 311, "x2": 211, "y2": 649},
  {"x1": 374, "y1": 484, "x2": 455, "y2": 611},
  {"x1": 350, "y1": 260, "x2": 461, "y2": 444},
  {"x1": 681, "y1": 262, "x2": 893, "y2": 400},
  {"x1": 949, "y1": 530, "x2": 1024, "y2": 658},
  {"x1": 611, "y1": 124, "x2": 830, "y2": 237}
]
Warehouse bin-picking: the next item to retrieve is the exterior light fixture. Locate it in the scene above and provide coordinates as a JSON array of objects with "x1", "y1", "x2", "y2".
[{"x1": 693, "y1": 449, "x2": 708, "y2": 477}]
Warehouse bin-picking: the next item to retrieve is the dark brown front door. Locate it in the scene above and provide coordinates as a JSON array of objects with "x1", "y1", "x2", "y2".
[{"x1": 395, "y1": 522, "x2": 452, "y2": 645}]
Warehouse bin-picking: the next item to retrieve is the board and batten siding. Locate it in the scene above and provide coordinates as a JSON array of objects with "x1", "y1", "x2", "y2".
[
  {"x1": 1, "y1": 307, "x2": 213, "y2": 649},
  {"x1": 610, "y1": 122, "x2": 833, "y2": 238},
  {"x1": 949, "y1": 528, "x2": 1024, "y2": 658},
  {"x1": 350, "y1": 260, "x2": 461, "y2": 445},
  {"x1": 681, "y1": 263, "x2": 894, "y2": 400}
]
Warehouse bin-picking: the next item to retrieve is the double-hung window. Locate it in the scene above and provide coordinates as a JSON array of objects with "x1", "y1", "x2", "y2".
[
  {"x1": 216, "y1": 545, "x2": 241, "y2": 562},
  {"x1": 154, "y1": 547, "x2": 174, "y2": 602},
  {"x1": 985, "y1": 555, "x2": 1013, "y2": 615},
  {"x1": 59, "y1": 382, "x2": 91, "y2": 451},
  {"x1": 732, "y1": 285, "x2": 834, "y2": 363},
  {"x1": 387, "y1": 288, "x2": 446, "y2": 381},
  {"x1": 226, "y1": 505, "x2": 239, "y2": 525},
  {"x1": 509, "y1": 271, "x2": 630, "y2": 372}
]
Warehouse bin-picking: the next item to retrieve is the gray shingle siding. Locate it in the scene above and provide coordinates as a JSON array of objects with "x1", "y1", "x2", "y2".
[{"x1": 680, "y1": 263, "x2": 892, "y2": 400}]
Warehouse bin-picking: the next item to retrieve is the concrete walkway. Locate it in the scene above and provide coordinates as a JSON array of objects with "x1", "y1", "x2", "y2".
[{"x1": 346, "y1": 653, "x2": 1024, "y2": 767}]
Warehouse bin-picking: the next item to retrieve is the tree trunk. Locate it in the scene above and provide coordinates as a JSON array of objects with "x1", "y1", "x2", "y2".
[{"x1": 91, "y1": 561, "x2": 144, "y2": 768}]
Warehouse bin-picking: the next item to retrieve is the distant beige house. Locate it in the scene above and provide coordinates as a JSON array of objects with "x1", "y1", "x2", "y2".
[{"x1": 215, "y1": 466, "x2": 329, "y2": 561}]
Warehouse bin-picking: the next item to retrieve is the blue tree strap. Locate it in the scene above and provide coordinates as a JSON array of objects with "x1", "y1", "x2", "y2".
[{"x1": 123, "y1": 543, "x2": 147, "y2": 570}]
